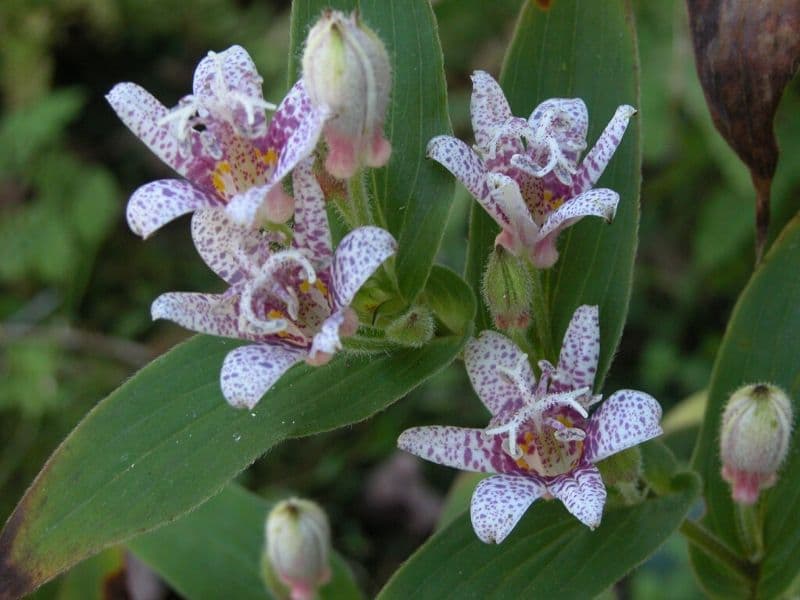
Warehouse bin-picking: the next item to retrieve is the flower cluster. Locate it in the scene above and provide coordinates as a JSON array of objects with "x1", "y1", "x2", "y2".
[
  {"x1": 108, "y1": 38, "x2": 396, "y2": 408},
  {"x1": 399, "y1": 306, "x2": 663, "y2": 542},
  {"x1": 428, "y1": 71, "x2": 635, "y2": 268}
]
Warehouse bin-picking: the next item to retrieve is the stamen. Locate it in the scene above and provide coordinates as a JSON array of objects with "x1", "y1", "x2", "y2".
[
  {"x1": 536, "y1": 387, "x2": 591, "y2": 419},
  {"x1": 497, "y1": 353, "x2": 533, "y2": 399},
  {"x1": 554, "y1": 427, "x2": 586, "y2": 442},
  {"x1": 157, "y1": 97, "x2": 201, "y2": 142}
]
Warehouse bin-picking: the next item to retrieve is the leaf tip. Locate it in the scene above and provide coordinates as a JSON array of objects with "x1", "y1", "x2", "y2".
[{"x1": 0, "y1": 509, "x2": 35, "y2": 600}]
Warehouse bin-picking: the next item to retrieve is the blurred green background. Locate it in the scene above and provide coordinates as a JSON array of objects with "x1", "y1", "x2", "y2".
[{"x1": 1, "y1": 0, "x2": 797, "y2": 597}]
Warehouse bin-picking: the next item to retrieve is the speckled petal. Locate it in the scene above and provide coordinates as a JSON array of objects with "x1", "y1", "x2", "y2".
[
  {"x1": 307, "y1": 309, "x2": 345, "y2": 361},
  {"x1": 220, "y1": 343, "x2": 305, "y2": 409},
  {"x1": 330, "y1": 226, "x2": 396, "y2": 310},
  {"x1": 107, "y1": 83, "x2": 184, "y2": 176},
  {"x1": 264, "y1": 80, "x2": 319, "y2": 154},
  {"x1": 547, "y1": 463, "x2": 606, "y2": 529},
  {"x1": 191, "y1": 208, "x2": 271, "y2": 284},
  {"x1": 552, "y1": 305, "x2": 600, "y2": 393},
  {"x1": 127, "y1": 179, "x2": 218, "y2": 238},
  {"x1": 192, "y1": 45, "x2": 268, "y2": 135},
  {"x1": 584, "y1": 390, "x2": 663, "y2": 463},
  {"x1": 465, "y1": 331, "x2": 534, "y2": 419},
  {"x1": 486, "y1": 173, "x2": 539, "y2": 254},
  {"x1": 571, "y1": 105, "x2": 636, "y2": 195},
  {"x1": 470, "y1": 474, "x2": 546, "y2": 544},
  {"x1": 538, "y1": 188, "x2": 619, "y2": 238},
  {"x1": 427, "y1": 135, "x2": 489, "y2": 202},
  {"x1": 292, "y1": 159, "x2": 333, "y2": 268},
  {"x1": 398, "y1": 426, "x2": 515, "y2": 473},
  {"x1": 470, "y1": 71, "x2": 513, "y2": 148},
  {"x1": 529, "y1": 98, "x2": 589, "y2": 161},
  {"x1": 151, "y1": 291, "x2": 240, "y2": 338}
]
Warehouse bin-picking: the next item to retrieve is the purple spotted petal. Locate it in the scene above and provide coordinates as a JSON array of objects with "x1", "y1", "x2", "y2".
[
  {"x1": 584, "y1": 390, "x2": 663, "y2": 463},
  {"x1": 191, "y1": 209, "x2": 271, "y2": 284},
  {"x1": 427, "y1": 135, "x2": 489, "y2": 202},
  {"x1": 220, "y1": 343, "x2": 305, "y2": 409},
  {"x1": 263, "y1": 80, "x2": 316, "y2": 153},
  {"x1": 552, "y1": 305, "x2": 600, "y2": 393},
  {"x1": 107, "y1": 83, "x2": 183, "y2": 177},
  {"x1": 538, "y1": 187, "x2": 619, "y2": 238},
  {"x1": 571, "y1": 105, "x2": 636, "y2": 195},
  {"x1": 308, "y1": 310, "x2": 345, "y2": 360},
  {"x1": 470, "y1": 71, "x2": 513, "y2": 148},
  {"x1": 486, "y1": 173, "x2": 540, "y2": 254},
  {"x1": 151, "y1": 291, "x2": 240, "y2": 338},
  {"x1": 470, "y1": 474, "x2": 546, "y2": 544},
  {"x1": 547, "y1": 462, "x2": 606, "y2": 529},
  {"x1": 192, "y1": 45, "x2": 268, "y2": 135},
  {"x1": 529, "y1": 98, "x2": 589, "y2": 163},
  {"x1": 329, "y1": 226, "x2": 397, "y2": 310},
  {"x1": 397, "y1": 426, "x2": 515, "y2": 474},
  {"x1": 464, "y1": 331, "x2": 534, "y2": 419},
  {"x1": 127, "y1": 179, "x2": 218, "y2": 238},
  {"x1": 292, "y1": 159, "x2": 333, "y2": 268}
]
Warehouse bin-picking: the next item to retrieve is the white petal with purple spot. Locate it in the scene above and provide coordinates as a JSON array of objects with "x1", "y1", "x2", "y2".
[
  {"x1": 538, "y1": 187, "x2": 619, "y2": 238},
  {"x1": 220, "y1": 343, "x2": 305, "y2": 409},
  {"x1": 464, "y1": 331, "x2": 534, "y2": 418},
  {"x1": 547, "y1": 463, "x2": 607, "y2": 529},
  {"x1": 470, "y1": 474, "x2": 546, "y2": 544},
  {"x1": 553, "y1": 305, "x2": 600, "y2": 393},
  {"x1": 127, "y1": 179, "x2": 218, "y2": 238},
  {"x1": 584, "y1": 390, "x2": 663, "y2": 463},
  {"x1": 470, "y1": 71, "x2": 513, "y2": 148},
  {"x1": 427, "y1": 135, "x2": 489, "y2": 202},
  {"x1": 397, "y1": 426, "x2": 514, "y2": 473},
  {"x1": 151, "y1": 291, "x2": 240, "y2": 339},
  {"x1": 330, "y1": 227, "x2": 397, "y2": 310},
  {"x1": 292, "y1": 158, "x2": 333, "y2": 268}
]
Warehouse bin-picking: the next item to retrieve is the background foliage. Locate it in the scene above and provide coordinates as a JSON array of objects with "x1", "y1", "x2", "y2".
[{"x1": 0, "y1": 0, "x2": 798, "y2": 597}]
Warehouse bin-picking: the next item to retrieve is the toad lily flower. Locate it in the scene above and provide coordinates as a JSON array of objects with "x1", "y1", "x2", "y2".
[
  {"x1": 427, "y1": 71, "x2": 635, "y2": 268},
  {"x1": 107, "y1": 45, "x2": 328, "y2": 237},
  {"x1": 151, "y1": 158, "x2": 396, "y2": 408},
  {"x1": 398, "y1": 306, "x2": 662, "y2": 543}
]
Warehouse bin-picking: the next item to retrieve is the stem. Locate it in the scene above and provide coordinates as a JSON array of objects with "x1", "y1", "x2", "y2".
[
  {"x1": 736, "y1": 502, "x2": 765, "y2": 562},
  {"x1": 347, "y1": 171, "x2": 374, "y2": 227},
  {"x1": 528, "y1": 264, "x2": 554, "y2": 361},
  {"x1": 752, "y1": 173, "x2": 771, "y2": 265},
  {"x1": 680, "y1": 519, "x2": 754, "y2": 583}
]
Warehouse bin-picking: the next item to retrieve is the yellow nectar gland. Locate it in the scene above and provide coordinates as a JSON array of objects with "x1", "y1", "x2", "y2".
[{"x1": 542, "y1": 190, "x2": 565, "y2": 213}]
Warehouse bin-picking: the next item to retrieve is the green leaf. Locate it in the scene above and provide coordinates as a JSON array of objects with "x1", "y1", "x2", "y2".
[
  {"x1": 55, "y1": 549, "x2": 124, "y2": 600},
  {"x1": 422, "y1": 265, "x2": 476, "y2": 336},
  {"x1": 128, "y1": 484, "x2": 362, "y2": 600},
  {"x1": 289, "y1": 0, "x2": 454, "y2": 302},
  {"x1": 0, "y1": 330, "x2": 469, "y2": 597},
  {"x1": 378, "y1": 471, "x2": 699, "y2": 599},
  {"x1": 466, "y1": 0, "x2": 641, "y2": 382},
  {"x1": 689, "y1": 213, "x2": 800, "y2": 599}
]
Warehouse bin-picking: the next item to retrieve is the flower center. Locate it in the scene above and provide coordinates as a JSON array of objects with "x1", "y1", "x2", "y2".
[{"x1": 512, "y1": 415, "x2": 585, "y2": 477}]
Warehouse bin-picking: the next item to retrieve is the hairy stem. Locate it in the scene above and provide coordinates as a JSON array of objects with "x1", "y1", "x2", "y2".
[
  {"x1": 528, "y1": 264, "x2": 554, "y2": 362},
  {"x1": 736, "y1": 502, "x2": 765, "y2": 562},
  {"x1": 348, "y1": 171, "x2": 374, "y2": 227}
]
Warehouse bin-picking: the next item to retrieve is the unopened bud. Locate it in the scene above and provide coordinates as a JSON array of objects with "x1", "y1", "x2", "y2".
[
  {"x1": 481, "y1": 246, "x2": 533, "y2": 330},
  {"x1": 720, "y1": 383, "x2": 794, "y2": 505},
  {"x1": 385, "y1": 305, "x2": 435, "y2": 348},
  {"x1": 263, "y1": 498, "x2": 331, "y2": 600},
  {"x1": 302, "y1": 10, "x2": 392, "y2": 179}
]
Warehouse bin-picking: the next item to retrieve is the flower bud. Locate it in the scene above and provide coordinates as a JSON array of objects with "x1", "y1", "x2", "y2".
[
  {"x1": 302, "y1": 10, "x2": 392, "y2": 179},
  {"x1": 481, "y1": 246, "x2": 533, "y2": 331},
  {"x1": 720, "y1": 383, "x2": 794, "y2": 505},
  {"x1": 263, "y1": 498, "x2": 331, "y2": 600},
  {"x1": 385, "y1": 305, "x2": 435, "y2": 348}
]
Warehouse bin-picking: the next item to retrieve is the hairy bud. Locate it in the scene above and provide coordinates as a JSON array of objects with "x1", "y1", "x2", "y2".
[
  {"x1": 385, "y1": 305, "x2": 435, "y2": 348},
  {"x1": 302, "y1": 10, "x2": 392, "y2": 179},
  {"x1": 720, "y1": 383, "x2": 794, "y2": 505},
  {"x1": 481, "y1": 246, "x2": 533, "y2": 331},
  {"x1": 263, "y1": 498, "x2": 331, "y2": 600}
]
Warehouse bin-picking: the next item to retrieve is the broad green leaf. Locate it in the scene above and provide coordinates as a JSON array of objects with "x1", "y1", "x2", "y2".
[
  {"x1": 290, "y1": 0, "x2": 454, "y2": 302},
  {"x1": 378, "y1": 471, "x2": 699, "y2": 599},
  {"x1": 128, "y1": 484, "x2": 361, "y2": 600},
  {"x1": 0, "y1": 329, "x2": 469, "y2": 598},
  {"x1": 55, "y1": 549, "x2": 124, "y2": 600},
  {"x1": 689, "y1": 213, "x2": 800, "y2": 599},
  {"x1": 466, "y1": 0, "x2": 641, "y2": 382}
]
